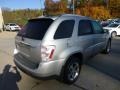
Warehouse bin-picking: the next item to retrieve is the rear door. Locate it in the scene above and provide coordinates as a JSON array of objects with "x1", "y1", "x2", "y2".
[
  {"x1": 91, "y1": 20, "x2": 107, "y2": 54},
  {"x1": 15, "y1": 18, "x2": 53, "y2": 63},
  {"x1": 77, "y1": 20, "x2": 94, "y2": 58}
]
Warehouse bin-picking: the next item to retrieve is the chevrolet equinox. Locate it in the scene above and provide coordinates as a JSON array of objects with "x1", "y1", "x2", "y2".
[{"x1": 14, "y1": 14, "x2": 111, "y2": 84}]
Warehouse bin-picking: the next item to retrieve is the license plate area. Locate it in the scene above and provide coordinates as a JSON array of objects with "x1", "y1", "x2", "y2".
[{"x1": 17, "y1": 42, "x2": 30, "y2": 57}]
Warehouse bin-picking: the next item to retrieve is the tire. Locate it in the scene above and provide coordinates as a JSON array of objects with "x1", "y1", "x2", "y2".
[
  {"x1": 103, "y1": 40, "x2": 111, "y2": 54},
  {"x1": 4, "y1": 28, "x2": 6, "y2": 31},
  {"x1": 10, "y1": 28, "x2": 12, "y2": 32},
  {"x1": 61, "y1": 57, "x2": 81, "y2": 84},
  {"x1": 111, "y1": 32, "x2": 117, "y2": 38}
]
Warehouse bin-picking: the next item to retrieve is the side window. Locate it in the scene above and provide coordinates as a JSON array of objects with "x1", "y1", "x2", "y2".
[
  {"x1": 92, "y1": 21, "x2": 104, "y2": 34},
  {"x1": 78, "y1": 20, "x2": 93, "y2": 36},
  {"x1": 54, "y1": 20, "x2": 75, "y2": 39}
]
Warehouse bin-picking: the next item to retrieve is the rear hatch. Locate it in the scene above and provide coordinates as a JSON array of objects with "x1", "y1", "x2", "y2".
[{"x1": 15, "y1": 18, "x2": 53, "y2": 64}]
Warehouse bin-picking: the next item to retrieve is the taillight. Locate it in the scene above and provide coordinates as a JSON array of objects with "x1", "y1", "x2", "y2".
[{"x1": 41, "y1": 45, "x2": 55, "y2": 62}]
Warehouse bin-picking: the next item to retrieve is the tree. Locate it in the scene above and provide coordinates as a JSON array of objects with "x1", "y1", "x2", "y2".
[
  {"x1": 2, "y1": 8, "x2": 42, "y2": 25},
  {"x1": 44, "y1": 0, "x2": 68, "y2": 16},
  {"x1": 108, "y1": 0, "x2": 120, "y2": 17}
]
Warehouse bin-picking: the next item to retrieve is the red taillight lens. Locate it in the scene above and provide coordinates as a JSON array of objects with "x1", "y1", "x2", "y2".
[
  {"x1": 49, "y1": 49, "x2": 55, "y2": 59},
  {"x1": 41, "y1": 45, "x2": 55, "y2": 62}
]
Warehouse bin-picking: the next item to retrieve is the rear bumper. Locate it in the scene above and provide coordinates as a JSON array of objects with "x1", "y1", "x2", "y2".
[{"x1": 14, "y1": 53, "x2": 65, "y2": 78}]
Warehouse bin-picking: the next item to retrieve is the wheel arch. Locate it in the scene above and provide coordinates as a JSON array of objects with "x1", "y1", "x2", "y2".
[
  {"x1": 61, "y1": 52, "x2": 84, "y2": 74},
  {"x1": 111, "y1": 31, "x2": 117, "y2": 37},
  {"x1": 59, "y1": 52, "x2": 83, "y2": 83},
  {"x1": 66, "y1": 52, "x2": 84, "y2": 65}
]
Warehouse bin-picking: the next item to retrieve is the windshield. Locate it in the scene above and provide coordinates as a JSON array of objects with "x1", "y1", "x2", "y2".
[
  {"x1": 107, "y1": 24, "x2": 119, "y2": 28},
  {"x1": 17, "y1": 18, "x2": 53, "y2": 40}
]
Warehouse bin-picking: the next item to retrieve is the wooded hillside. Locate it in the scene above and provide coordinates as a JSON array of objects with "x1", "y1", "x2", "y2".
[{"x1": 2, "y1": 0, "x2": 120, "y2": 25}]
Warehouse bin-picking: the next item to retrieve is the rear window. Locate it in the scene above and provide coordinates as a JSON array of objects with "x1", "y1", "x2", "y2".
[{"x1": 17, "y1": 18, "x2": 53, "y2": 40}]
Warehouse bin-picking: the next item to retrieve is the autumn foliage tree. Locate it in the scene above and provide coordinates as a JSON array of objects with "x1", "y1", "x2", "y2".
[
  {"x1": 108, "y1": 0, "x2": 120, "y2": 17},
  {"x1": 75, "y1": 0, "x2": 111, "y2": 19},
  {"x1": 45, "y1": 0, "x2": 68, "y2": 16},
  {"x1": 44, "y1": 0, "x2": 120, "y2": 19}
]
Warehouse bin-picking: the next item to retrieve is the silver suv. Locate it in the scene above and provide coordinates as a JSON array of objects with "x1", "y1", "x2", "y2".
[{"x1": 14, "y1": 14, "x2": 111, "y2": 84}]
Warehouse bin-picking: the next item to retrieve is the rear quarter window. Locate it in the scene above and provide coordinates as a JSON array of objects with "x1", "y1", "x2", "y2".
[{"x1": 54, "y1": 20, "x2": 75, "y2": 39}]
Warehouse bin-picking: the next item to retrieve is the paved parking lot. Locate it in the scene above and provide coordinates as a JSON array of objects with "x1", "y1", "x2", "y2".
[{"x1": 0, "y1": 31, "x2": 120, "y2": 90}]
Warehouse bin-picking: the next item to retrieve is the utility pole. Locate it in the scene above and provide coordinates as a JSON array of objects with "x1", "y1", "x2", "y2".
[
  {"x1": 73, "y1": 0, "x2": 75, "y2": 14},
  {"x1": 40, "y1": 0, "x2": 43, "y2": 16}
]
